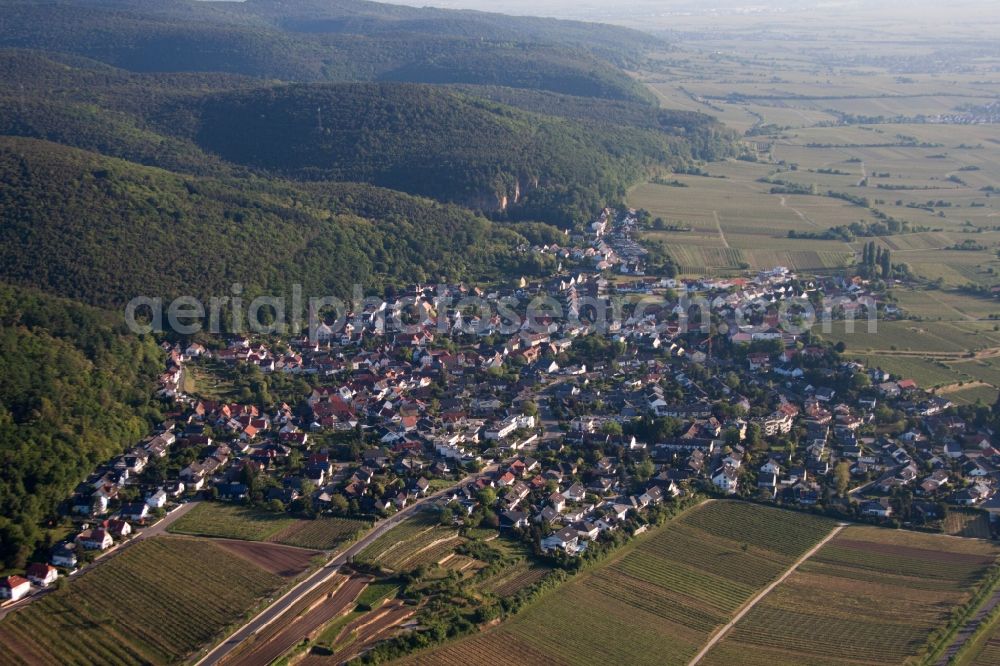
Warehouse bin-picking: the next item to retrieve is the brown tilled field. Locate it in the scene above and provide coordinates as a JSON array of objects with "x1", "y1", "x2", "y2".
[
  {"x1": 213, "y1": 539, "x2": 322, "y2": 577},
  {"x1": 834, "y1": 538, "x2": 996, "y2": 565}
]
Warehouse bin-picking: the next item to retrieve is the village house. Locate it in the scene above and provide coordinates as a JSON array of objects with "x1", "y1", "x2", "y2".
[
  {"x1": 0, "y1": 575, "x2": 31, "y2": 601},
  {"x1": 146, "y1": 488, "x2": 168, "y2": 509},
  {"x1": 861, "y1": 498, "x2": 893, "y2": 518},
  {"x1": 76, "y1": 527, "x2": 113, "y2": 550},
  {"x1": 712, "y1": 465, "x2": 739, "y2": 494},
  {"x1": 541, "y1": 526, "x2": 581, "y2": 554},
  {"x1": 25, "y1": 563, "x2": 58, "y2": 587},
  {"x1": 50, "y1": 543, "x2": 77, "y2": 569}
]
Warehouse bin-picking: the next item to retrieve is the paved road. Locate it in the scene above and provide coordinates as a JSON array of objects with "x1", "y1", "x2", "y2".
[
  {"x1": 137, "y1": 499, "x2": 203, "y2": 539},
  {"x1": 0, "y1": 500, "x2": 201, "y2": 621},
  {"x1": 936, "y1": 584, "x2": 1000, "y2": 665},
  {"x1": 232, "y1": 575, "x2": 371, "y2": 666},
  {"x1": 195, "y1": 474, "x2": 478, "y2": 666},
  {"x1": 687, "y1": 524, "x2": 847, "y2": 666}
]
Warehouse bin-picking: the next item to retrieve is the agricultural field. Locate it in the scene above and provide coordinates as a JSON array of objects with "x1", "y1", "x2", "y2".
[
  {"x1": 846, "y1": 354, "x2": 962, "y2": 389},
  {"x1": 475, "y1": 537, "x2": 549, "y2": 595},
  {"x1": 439, "y1": 554, "x2": 486, "y2": 574},
  {"x1": 890, "y1": 289, "x2": 1000, "y2": 321},
  {"x1": 629, "y1": 143, "x2": 1000, "y2": 282},
  {"x1": 699, "y1": 526, "x2": 1000, "y2": 666},
  {"x1": 212, "y1": 539, "x2": 323, "y2": 577},
  {"x1": 169, "y1": 502, "x2": 297, "y2": 540},
  {"x1": 0, "y1": 538, "x2": 284, "y2": 665},
  {"x1": 223, "y1": 573, "x2": 371, "y2": 666},
  {"x1": 838, "y1": 330, "x2": 1000, "y2": 392},
  {"x1": 402, "y1": 501, "x2": 836, "y2": 666},
  {"x1": 354, "y1": 512, "x2": 463, "y2": 572},
  {"x1": 632, "y1": 37, "x2": 1000, "y2": 288},
  {"x1": 952, "y1": 358, "x2": 1000, "y2": 386},
  {"x1": 821, "y1": 319, "x2": 1000, "y2": 355},
  {"x1": 307, "y1": 580, "x2": 403, "y2": 660},
  {"x1": 267, "y1": 516, "x2": 370, "y2": 550},
  {"x1": 943, "y1": 510, "x2": 993, "y2": 539},
  {"x1": 167, "y1": 501, "x2": 369, "y2": 551},
  {"x1": 630, "y1": 173, "x2": 858, "y2": 275},
  {"x1": 945, "y1": 383, "x2": 1000, "y2": 407},
  {"x1": 481, "y1": 562, "x2": 552, "y2": 597}
]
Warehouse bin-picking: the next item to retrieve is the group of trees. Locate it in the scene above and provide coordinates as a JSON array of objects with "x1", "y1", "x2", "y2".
[
  {"x1": 0, "y1": 0, "x2": 660, "y2": 104},
  {"x1": 0, "y1": 284, "x2": 163, "y2": 567},
  {"x1": 184, "y1": 82, "x2": 733, "y2": 227},
  {"x1": 788, "y1": 218, "x2": 917, "y2": 242},
  {"x1": 860, "y1": 241, "x2": 892, "y2": 278},
  {"x1": 0, "y1": 138, "x2": 537, "y2": 309},
  {"x1": 0, "y1": 46, "x2": 736, "y2": 230}
]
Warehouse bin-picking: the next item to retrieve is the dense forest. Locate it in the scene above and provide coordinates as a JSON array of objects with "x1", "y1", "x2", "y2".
[
  {"x1": 0, "y1": 284, "x2": 163, "y2": 567},
  {"x1": 0, "y1": 50, "x2": 737, "y2": 226},
  {"x1": 183, "y1": 82, "x2": 720, "y2": 223},
  {"x1": 0, "y1": 0, "x2": 657, "y2": 104},
  {"x1": 0, "y1": 137, "x2": 545, "y2": 307}
]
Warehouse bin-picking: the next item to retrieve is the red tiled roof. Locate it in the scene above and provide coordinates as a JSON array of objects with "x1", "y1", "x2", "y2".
[{"x1": 2, "y1": 575, "x2": 29, "y2": 588}]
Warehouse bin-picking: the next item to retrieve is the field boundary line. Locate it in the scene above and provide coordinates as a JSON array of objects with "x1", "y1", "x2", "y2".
[{"x1": 687, "y1": 523, "x2": 846, "y2": 666}]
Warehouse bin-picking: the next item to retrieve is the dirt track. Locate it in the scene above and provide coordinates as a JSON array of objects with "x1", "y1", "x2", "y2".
[{"x1": 687, "y1": 524, "x2": 846, "y2": 666}]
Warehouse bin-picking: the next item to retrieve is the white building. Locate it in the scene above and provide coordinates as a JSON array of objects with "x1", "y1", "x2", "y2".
[{"x1": 0, "y1": 575, "x2": 31, "y2": 601}]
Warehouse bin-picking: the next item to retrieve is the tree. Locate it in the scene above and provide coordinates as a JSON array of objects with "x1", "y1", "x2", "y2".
[
  {"x1": 287, "y1": 449, "x2": 303, "y2": 472},
  {"x1": 267, "y1": 499, "x2": 286, "y2": 513},
  {"x1": 142, "y1": 458, "x2": 167, "y2": 486},
  {"x1": 634, "y1": 459, "x2": 655, "y2": 482},
  {"x1": 601, "y1": 420, "x2": 623, "y2": 436},
  {"x1": 329, "y1": 494, "x2": 349, "y2": 515},
  {"x1": 240, "y1": 463, "x2": 261, "y2": 500},
  {"x1": 880, "y1": 249, "x2": 892, "y2": 277},
  {"x1": 852, "y1": 372, "x2": 871, "y2": 390},
  {"x1": 477, "y1": 487, "x2": 497, "y2": 507},
  {"x1": 724, "y1": 372, "x2": 741, "y2": 390}
]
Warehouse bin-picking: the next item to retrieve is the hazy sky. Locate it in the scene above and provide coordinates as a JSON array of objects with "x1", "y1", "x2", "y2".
[{"x1": 386, "y1": 0, "x2": 997, "y2": 27}]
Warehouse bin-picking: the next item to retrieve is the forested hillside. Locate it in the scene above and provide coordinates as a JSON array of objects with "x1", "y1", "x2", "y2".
[
  {"x1": 184, "y1": 82, "x2": 714, "y2": 223},
  {"x1": 450, "y1": 85, "x2": 736, "y2": 160},
  {"x1": 231, "y1": 0, "x2": 661, "y2": 65},
  {"x1": 0, "y1": 284, "x2": 163, "y2": 568},
  {"x1": 0, "y1": 0, "x2": 657, "y2": 103},
  {"x1": 0, "y1": 51, "x2": 737, "y2": 226},
  {"x1": 0, "y1": 137, "x2": 540, "y2": 307}
]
